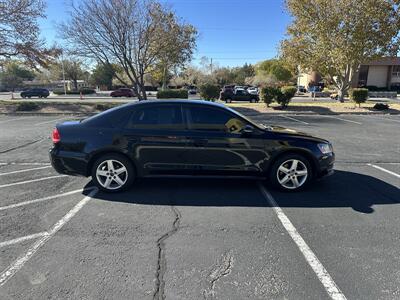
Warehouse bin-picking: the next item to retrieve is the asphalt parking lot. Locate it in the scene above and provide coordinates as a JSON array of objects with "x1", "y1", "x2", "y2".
[{"x1": 0, "y1": 112, "x2": 399, "y2": 299}]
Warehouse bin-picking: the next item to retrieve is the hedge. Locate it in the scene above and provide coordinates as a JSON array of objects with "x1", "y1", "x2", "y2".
[
  {"x1": 198, "y1": 83, "x2": 220, "y2": 101},
  {"x1": 349, "y1": 88, "x2": 368, "y2": 107},
  {"x1": 53, "y1": 88, "x2": 96, "y2": 95},
  {"x1": 16, "y1": 102, "x2": 40, "y2": 111},
  {"x1": 156, "y1": 89, "x2": 188, "y2": 99}
]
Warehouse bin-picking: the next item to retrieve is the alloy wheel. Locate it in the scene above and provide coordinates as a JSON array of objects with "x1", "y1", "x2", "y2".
[
  {"x1": 276, "y1": 159, "x2": 308, "y2": 190},
  {"x1": 96, "y1": 159, "x2": 128, "y2": 190}
]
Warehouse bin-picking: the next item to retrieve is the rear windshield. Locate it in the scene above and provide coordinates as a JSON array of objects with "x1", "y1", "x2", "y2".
[{"x1": 82, "y1": 103, "x2": 132, "y2": 128}]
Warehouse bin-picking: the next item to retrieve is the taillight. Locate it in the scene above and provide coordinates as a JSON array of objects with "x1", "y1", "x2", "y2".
[{"x1": 52, "y1": 128, "x2": 61, "y2": 144}]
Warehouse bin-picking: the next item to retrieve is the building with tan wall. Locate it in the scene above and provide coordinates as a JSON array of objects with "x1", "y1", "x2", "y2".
[
  {"x1": 352, "y1": 57, "x2": 400, "y2": 89},
  {"x1": 298, "y1": 57, "x2": 400, "y2": 91}
]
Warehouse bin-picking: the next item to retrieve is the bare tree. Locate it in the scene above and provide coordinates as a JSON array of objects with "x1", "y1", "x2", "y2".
[
  {"x1": 60, "y1": 0, "x2": 197, "y2": 100},
  {"x1": 0, "y1": 0, "x2": 59, "y2": 67}
]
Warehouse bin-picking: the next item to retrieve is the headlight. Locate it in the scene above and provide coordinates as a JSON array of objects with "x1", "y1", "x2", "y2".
[{"x1": 318, "y1": 143, "x2": 333, "y2": 154}]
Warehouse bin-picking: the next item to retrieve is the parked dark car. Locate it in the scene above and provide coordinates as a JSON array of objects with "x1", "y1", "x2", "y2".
[
  {"x1": 50, "y1": 100, "x2": 334, "y2": 192},
  {"x1": 220, "y1": 88, "x2": 259, "y2": 103},
  {"x1": 110, "y1": 88, "x2": 135, "y2": 98},
  {"x1": 20, "y1": 88, "x2": 50, "y2": 98}
]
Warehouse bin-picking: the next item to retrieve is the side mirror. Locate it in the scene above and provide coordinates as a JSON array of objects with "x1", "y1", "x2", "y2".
[{"x1": 242, "y1": 125, "x2": 254, "y2": 135}]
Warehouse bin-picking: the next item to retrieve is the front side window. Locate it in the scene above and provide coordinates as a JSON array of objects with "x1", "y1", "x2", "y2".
[
  {"x1": 186, "y1": 106, "x2": 246, "y2": 133},
  {"x1": 126, "y1": 105, "x2": 183, "y2": 130}
]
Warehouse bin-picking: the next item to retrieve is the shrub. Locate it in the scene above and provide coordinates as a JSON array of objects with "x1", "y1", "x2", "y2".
[
  {"x1": 16, "y1": 102, "x2": 40, "y2": 111},
  {"x1": 277, "y1": 86, "x2": 297, "y2": 108},
  {"x1": 80, "y1": 88, "x2": 96, "y2": 95},
  {"x1": 95, "y1": 103, "x2": 116, "y2": 111},
  {"x1": 199, "y1": 83, "x2": 220, "y2": 101},
  {"x1": 261, "y1": 86, "x2": 280, "y2": 107},
  {"x1": 349, "y1": 88, "x2": 368, "y2": 107},
  {"x1": 157, "y1": 89, "x2": 188, "y2": 99}
]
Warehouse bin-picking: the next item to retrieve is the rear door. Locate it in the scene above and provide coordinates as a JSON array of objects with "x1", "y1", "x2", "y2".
[
  {"x1": 121, "y1": 103, "x2": 189, "y2": 175},
  {"x1": 234, "y1": 90, "x2": 248, "y2": 101},
  {"x1": 182, "y1": 104, "x2": 268, "y2": 176}
]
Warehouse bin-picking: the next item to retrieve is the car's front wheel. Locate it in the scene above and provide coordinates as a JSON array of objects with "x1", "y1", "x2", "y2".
[
  {"x1": 91, "y1": 154, "x2": 135, "y2": 192},
  {"x1": 269, "y1": 154, "x2": 312, "y2": 191}
]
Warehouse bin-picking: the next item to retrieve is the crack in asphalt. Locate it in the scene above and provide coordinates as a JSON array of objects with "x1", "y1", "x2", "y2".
[
  {"x1": 203, "y1": 251, "x2": 234, "y2": 300},
  {"x1": 0, "y1": 138, "x2": 46, "y2": 154},
  {"x1": 153, "y1": 206, "x2": 181, "y2": 300}
]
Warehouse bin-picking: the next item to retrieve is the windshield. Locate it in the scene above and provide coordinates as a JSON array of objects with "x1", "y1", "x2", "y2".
[{"x1": 224, "y1": 106, "x2": 267, "y2": 130}]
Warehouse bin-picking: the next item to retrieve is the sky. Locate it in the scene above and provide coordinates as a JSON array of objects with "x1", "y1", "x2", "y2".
[{"x1": 39, "y1": 0, "x2": 291, "y2": 67}]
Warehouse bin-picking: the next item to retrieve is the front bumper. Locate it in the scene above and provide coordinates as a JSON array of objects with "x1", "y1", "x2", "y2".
[{"x1": 316, "y1": 152, "x2": 335, "y2": 179}]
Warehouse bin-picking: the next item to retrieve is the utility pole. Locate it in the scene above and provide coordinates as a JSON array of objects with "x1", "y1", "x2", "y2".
[
  {"x1": 61, "y1": 52, "x2": 67, "y2": 95},
  {"x1": 210, "y1": 58, "x2": 213, "y2": 75}
]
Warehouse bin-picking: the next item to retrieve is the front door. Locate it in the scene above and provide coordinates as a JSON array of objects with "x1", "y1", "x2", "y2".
[
  {"x1": 182, "y1": 104, "x2": 268, "y2": 176},
  {"x1": 122, "y1": 103, "x2": 189, "y2": 175}
]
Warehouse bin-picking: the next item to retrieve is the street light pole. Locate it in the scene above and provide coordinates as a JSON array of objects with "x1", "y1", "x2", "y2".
[{"x1": 61, "y1": 53, "x2": 67, "y2": 95}]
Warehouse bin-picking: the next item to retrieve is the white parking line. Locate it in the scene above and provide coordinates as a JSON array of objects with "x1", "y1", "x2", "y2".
[
  {"x1": 0, "y1": 166, "x2": 52, "y2": 176},
  {"x1": 0, "y1": 232, "x2": 48, "y2": 248},
  {"x1": 0, "y1": 162, "x2": 50, "y2": 166},
  {"x1": 324, "y1": 116, "x2": 362, "y2": 125},
  {"x1": 258, "y1": 183, "x2": 347, "y2": 300},
  {"x1": 279, "y1": 115, "x2": 309, "y2": 125},
  {"x1": 0, "y1": 117, "x2": 32, "y2": 124},
  {"x1": 34, "y1": 117, "x2": 69, "y2": 126},
  {"x1": 0, "y1": 175, "x2": 67, "y2": 189},
  {"x1": 0, "y1": 187, "x2": 98, "y2": 286},
  {"x1": 367, "y1": 115, "x2": 400, "y2": 124},
  {"x1": 367, "y1": 164, "x2": 400, "y2": 179},
  {"x1": 0, "y1": 188, "x2": 87, "y2": 211}
]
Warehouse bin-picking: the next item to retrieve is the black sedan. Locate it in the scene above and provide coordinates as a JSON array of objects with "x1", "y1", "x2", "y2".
[
  {"x1": 21, "y1": 88, "x2": 50, "y2": 98},
  {"x1": 49, "y1": 100, "x2": 334, "y2": 192}
]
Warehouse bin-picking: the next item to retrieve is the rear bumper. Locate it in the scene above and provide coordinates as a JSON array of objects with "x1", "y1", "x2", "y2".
[{"x1": 49, "y1": 147, "x2": 88, "y2": 177}]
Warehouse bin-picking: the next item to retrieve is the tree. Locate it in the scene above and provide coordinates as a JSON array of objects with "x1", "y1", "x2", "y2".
[
  {"x1": 0, "y1": 0, "x2": 59, "y2": 67},
  {"x1": 91, "y1": 63, "x2": 116, "y2": 90},
  {"x1": 0, "y1": 61, "x2": 35, "y2": 91},
  {"x1": 281, "y1": 0, "x2": 400, "y2": 101},
  {"x1": 60, "y1": 0, "x2": 197, "y2": 100},
  {"x1": 49, "y1": 59, "x2": 85, "y2": 91},
  {"x1": 155, "y1": 12, "x2": 197, "y2": 89},
  {"x1": 256, "y1": 59, "x2": 293, "y2": 83}
]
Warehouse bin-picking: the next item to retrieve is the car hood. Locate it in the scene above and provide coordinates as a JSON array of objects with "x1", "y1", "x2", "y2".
[{"x1": 263, "y1": 125, "x2": 328, "y2": 143}]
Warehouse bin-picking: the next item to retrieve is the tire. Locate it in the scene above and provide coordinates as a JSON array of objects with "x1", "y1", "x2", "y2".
[
  {"x1": 225, "y1": 98, "x2": 232, "y2": 103},
  {"x1": 268, "y1": 153, "x2": 313, "y2": 192},
  {"x1": 250, "y1": 98, "x2": 256, "y2": 103},
  {"x1": 91, "y1": 153, "x2": 135, "y2": 193}
]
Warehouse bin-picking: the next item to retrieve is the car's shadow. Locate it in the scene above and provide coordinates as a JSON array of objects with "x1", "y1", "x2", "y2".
[{"x1": 84, "y1": 170, "x2": 399, "y2": 214}]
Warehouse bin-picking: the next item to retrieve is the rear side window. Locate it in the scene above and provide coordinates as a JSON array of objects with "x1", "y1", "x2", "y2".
[
  {"x1": 126, "y1": 105, "x2": 184, "y2": 130},
  {"x1": 186, "y1": 106, "x2": 246, "y2": 133}
]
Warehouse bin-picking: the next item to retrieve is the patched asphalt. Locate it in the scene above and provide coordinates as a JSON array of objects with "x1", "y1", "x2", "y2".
[{"x1": 0, "y1": 112, "x2": 399, "y2": 299}]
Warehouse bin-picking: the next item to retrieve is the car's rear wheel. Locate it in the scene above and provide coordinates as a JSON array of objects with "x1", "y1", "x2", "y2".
[
  {"x1": 91, "y1": 154, "x2": 135, "y2": 193},
  {"x1": 250, "y1": 98, "x2": 256, "y2": 103},
  {"x1": 269, "y1": 154, "x2": 312, "y2": 191}
]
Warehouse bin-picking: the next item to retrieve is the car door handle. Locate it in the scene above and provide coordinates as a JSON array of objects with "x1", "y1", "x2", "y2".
[{"x1": 193, "y1": 139, "x2": 208, "y2": 147}]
